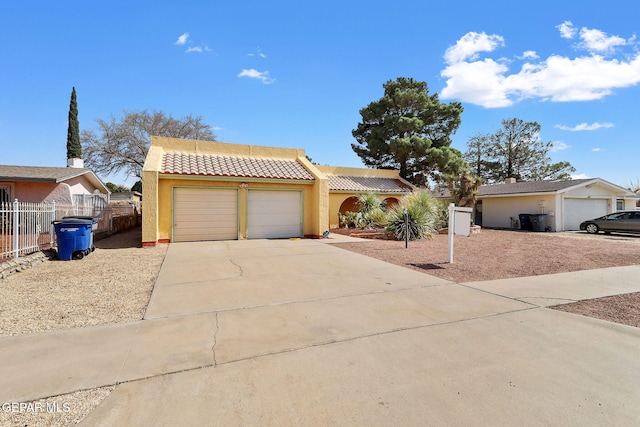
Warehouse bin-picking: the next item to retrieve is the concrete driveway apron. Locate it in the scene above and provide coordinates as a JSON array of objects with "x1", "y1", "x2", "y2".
[
  {"x1": 83, "y1": 239, "x2": 640, "y2": 426},
  {"x1": 142, "y1": 239, "x2": 535, "y2": 363}
]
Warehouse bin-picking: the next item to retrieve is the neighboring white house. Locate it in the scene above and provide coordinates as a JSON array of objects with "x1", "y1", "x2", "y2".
[{"x1": 476, "y1": 178, "x2": 638, "y2": 231}]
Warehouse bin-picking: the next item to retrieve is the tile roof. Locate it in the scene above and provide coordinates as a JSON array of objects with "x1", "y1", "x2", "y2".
[
  {"x1": 0, "y1": 165, "x2": 91, "y2": 182},
  {"x1": 478, "y1": 179, "x2": 594, "y2": 196},
  {"x1": 160, "y1": 152, "x2": 315, "y2": 181},
  {"x1": 328, "y1": 175, "x2": 413, "y2": 193}
]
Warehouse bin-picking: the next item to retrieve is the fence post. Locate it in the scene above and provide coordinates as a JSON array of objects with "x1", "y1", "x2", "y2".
[
  {"x1": 13, "y1": 198, "x2": 19, "y2": 259},
  {"x1": 51, "y1": 200, "x2": 56, "y2": 247}
]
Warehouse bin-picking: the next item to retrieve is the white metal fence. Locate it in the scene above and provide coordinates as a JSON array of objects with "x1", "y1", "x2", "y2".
[
  {"x1": 0, "y1": 199, "x2": 137, "y2": 262},
  {"x1": 0, "y1": 200, "x2": 56, "y2": 261}
]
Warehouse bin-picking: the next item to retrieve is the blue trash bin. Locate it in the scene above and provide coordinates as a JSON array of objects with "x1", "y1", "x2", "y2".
[
  {"x1": 62, "y1": 216, "x2": 98, "y2": 252},
  {"x1": 52, "y1": 219, "x2": 93, "y2": 260}
]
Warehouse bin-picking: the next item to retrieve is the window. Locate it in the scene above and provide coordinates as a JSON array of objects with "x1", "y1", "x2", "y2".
[
  {"x1": 0, "y1": 184, "x2": 11, "y2": 204},
  {"x1": 605, "y1": 212, "x2": 627, "y2": 220},
  {"x1": 616, "y1": 199, "x2": 624, "y2": 211}
]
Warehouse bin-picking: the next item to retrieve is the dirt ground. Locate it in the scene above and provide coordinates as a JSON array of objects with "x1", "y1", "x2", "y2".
[
  {"x1": 331, "y1": 228, "x2": 640, "y2": 328},
  {"x1": 0, "y1": 227, "x2": 167, "y2": 337}
]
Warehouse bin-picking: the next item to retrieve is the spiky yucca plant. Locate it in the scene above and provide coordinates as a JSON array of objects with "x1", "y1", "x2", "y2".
[
  {"x1": 385, "y1": 190, "x2": 438, "y2": 241},
  {"x1": 366, "y1": 207, "x2": 387, "y2": 228},
  {"x1": 357, "y1": 192, "x2": 381, "y2": 214}
]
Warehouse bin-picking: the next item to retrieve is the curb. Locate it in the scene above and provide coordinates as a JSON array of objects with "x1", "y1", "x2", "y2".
[{"x1": 0, "y1": 250, "x2": 54, "y2": 280}]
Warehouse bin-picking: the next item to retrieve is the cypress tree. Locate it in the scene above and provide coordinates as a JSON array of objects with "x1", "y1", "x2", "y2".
[{"x1": 66, "y1": 87, "x2": 82, "y2": 159}]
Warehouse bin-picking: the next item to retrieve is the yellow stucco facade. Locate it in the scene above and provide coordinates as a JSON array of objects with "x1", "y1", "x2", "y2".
[
  {"x1": 315, "y1": 166, "x2": 414, "y2": 228},
  {"x1": 142, "y1": 137, "x2": 411, "y2": 245}
]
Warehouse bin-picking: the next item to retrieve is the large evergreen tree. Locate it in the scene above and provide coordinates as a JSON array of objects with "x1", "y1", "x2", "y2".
[
  {"x1": 66, "y1": 87, "x2": 82, "y2": 159},
  {"x1": 464, "y1": 118, "x2": 575, "y2": 183},
  {"x1": 351, "y1": 77, "x2": 465, "y2": 184}
]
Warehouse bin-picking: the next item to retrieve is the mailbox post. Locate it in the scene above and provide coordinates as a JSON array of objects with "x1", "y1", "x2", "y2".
[{"x1": 448, "y1": 203, "x2": 472, "y2": 263}]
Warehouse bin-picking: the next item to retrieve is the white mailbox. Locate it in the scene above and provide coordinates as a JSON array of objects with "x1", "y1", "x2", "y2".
[{"x1": 448, "y1": 203, "x2": 472, "y2": 263}]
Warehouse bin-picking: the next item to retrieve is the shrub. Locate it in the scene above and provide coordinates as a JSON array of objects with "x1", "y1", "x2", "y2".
[
  {"x1": 357, "y1": 192, "x2": 381, "y2": 214},
  {"x1": 366, "y1": 207, "x2": 387, "y2": 229},
  {"x1": 435, "y1": 201, "x2": 450, "y2": 230},
  {"x1": 339, "y1": 193, "x2": 386, "y2": 229},
  {"x1": 385, "y1": 190, "x2": 438, "y2": 241},
  {"x1": 338, "y1": 211, "x2": 358, "y2": 228}
]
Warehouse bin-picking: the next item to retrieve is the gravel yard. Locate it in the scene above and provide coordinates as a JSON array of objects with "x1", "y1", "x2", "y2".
[
  {"x1": 330, "y1": 228, "x2": 640, "y2": 283},
  {"x1": 0, "y1": 227, "x2": 166, "y2": 427},
  {"x1": 0, "y1": 227, "x2": 166, "y2": 338},
  {"x1": 332, "y1": 228, "x2": 640, "y2": 328}
]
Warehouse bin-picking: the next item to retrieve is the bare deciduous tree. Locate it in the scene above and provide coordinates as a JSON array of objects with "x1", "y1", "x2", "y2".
[
  {"x1": 627, "y1": 178, "x2": 640, "y2": 193},
  {"x1": 81, "y1": 110, "x2": 216, "y2": 178}
]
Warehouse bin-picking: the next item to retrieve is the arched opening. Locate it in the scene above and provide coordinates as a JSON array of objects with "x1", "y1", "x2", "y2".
[
  {"x1": 339, "y1": 196, "x2": 359, "y2": 214},
  {"x1": 383, "y1": 197, "x2": 400, "y2": 211}
]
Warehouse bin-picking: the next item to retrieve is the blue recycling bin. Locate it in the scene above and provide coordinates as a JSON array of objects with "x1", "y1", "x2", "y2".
[
  {"x1": 62, "y1": 216, "x2": 98, "y2": 251},
  {"x1": 52, "y1": 219, "x2": 93, "y2": 260}
]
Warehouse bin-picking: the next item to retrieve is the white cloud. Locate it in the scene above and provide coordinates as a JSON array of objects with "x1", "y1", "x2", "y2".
[
  {"x1": 556, "y1": 122, "x2": 615, "y2": 131},
  {"x1": 519, "y1": 50, "x2": 539, "y2": 60},
  {"x1": 551, "y1": 141, "x2": 571, "y2": 152},
  {"x1": 578, "y1": 27, "x2": 629, "y2": 54},
  {"x1": 175, "y1": 32, "x2": 189, "y2": 45},
  {"x1": 238, "y1": 69, "x2": 275, "y2": 84},
  {"x1": 557, "y1": 21, "x2": 577, "y2": 39},
  {"x1": 443, "y1": 32, "x2": 504, "y2": 64},
  {"x1": 248, "y1": 48, "x2": 268, "y2": 59},
  {"x1": 571, "y1": 173, "x2": 591, "y2": 180},
  {"x1": 186, "y1": 45, "x2": 211, "y2": 54},
  {"x1": 440, "y1": 25, "x2": 640, "y2": 108},
  {"x1": 557, "y1": 21, "x2": 631, "y2": 54},
  {"x1": 592, "y1": 148, "x2": 602, "y2": 152},
  {"x1": 174, "y1": 32, "x2": 211, "y2": 53},
  {"x1": 440, "y1": 56, "x2": 511, "y2": 107}
]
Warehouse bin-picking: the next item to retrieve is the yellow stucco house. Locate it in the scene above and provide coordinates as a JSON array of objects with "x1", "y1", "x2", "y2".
[{"x1": 142, "y1": 137, "x2": 414, "y2": 246}]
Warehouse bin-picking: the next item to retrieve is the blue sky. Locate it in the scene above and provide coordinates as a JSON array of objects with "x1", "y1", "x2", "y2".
[{"x1": 1, "y1": 1, "x2": 639, "y2": 188}]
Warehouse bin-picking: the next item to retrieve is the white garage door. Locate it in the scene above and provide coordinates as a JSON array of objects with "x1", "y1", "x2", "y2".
[
  {"x1": 564, "y1": 198, "x2": 608, "y2": 231},
  {"x1": 247, "y1": 190, "x2": 302, "y2": 239},
  {"x1": 173, "y1": 188, "x2": 238, "y2": 242}
]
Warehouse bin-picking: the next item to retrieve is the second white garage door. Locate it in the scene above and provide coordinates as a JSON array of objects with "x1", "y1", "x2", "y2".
[
  {"x1": 173, "y1": 188, "x2": 238, "y2": 242},
  {"x1": 564, "y1": 198, "x2": 608, "y2": 231},
  {"x1": 247, "y1": 190, "x2": 302, "y2": 239}
]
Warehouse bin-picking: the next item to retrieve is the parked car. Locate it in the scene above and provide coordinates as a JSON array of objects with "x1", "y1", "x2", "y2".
[{"x1": 580, "y1": 211, "x2": 640, "y2": 234}]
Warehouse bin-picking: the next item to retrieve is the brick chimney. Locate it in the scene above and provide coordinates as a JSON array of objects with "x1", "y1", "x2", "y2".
[{"x1": 504, "y1": 177, "x2": 516, "y2": 184}]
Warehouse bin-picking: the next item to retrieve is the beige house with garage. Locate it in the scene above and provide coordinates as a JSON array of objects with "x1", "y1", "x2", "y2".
[
  {"x1": 142, "y1": 137, "x2": 414, "y2": 246},
  {"x1": 476, "y1": 178, "x2": 638, "y2": 231}
]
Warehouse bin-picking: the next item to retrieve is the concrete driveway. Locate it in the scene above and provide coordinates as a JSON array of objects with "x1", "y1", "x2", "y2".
[{"x1": 2, "y1": 238, "x2": 640, "y2": 425}]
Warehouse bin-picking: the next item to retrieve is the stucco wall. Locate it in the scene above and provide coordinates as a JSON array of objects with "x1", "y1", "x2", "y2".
[
  {"x1": 151, "y1": 136, "x2": 306, "y2": 159},
  {"x1": 481, "y1": 195, "x2": 559, "y2": 230},
  {"x1": 155, "y1": 177, "x2": 317, "y2": 242},
  {"x1": 316, "y1": 166, "x2": 410, "y2": 228},
  {"x1": 479, "y1": 181, "x2": 639, "y2": 232},
  {"x1": 564, "y1": 182, "x2": 639, "y2": 212},
  {"x1": 11, "y1": 174, "x2": 102, "y2": 204},
  {"x1": 316, "y1": 165, "x2": 405, "y2": 179},
  {"x1": 328, "y1": 193, "x2": 403, "y2": 228},
  {"x1": 15, "y1": 182, "x2": 73, "y2": 204},
  {"x1": 64, "y1": 175, "x2": 100, "y2": 195},
  {"x1": 142, "y1": 137, "x2": 417, "y2": 243}
]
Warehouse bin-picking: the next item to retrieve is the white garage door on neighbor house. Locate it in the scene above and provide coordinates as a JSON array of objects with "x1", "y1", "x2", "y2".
[
  {"x1": 172, "y1": 187, "x2": 238, "y2": 242},
  {"x1": 563, "y1": 198, "x2": 608, "y2": 231},
  {"x1": 247, "y1": 190, "x2": 302, "y2": 239}
]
